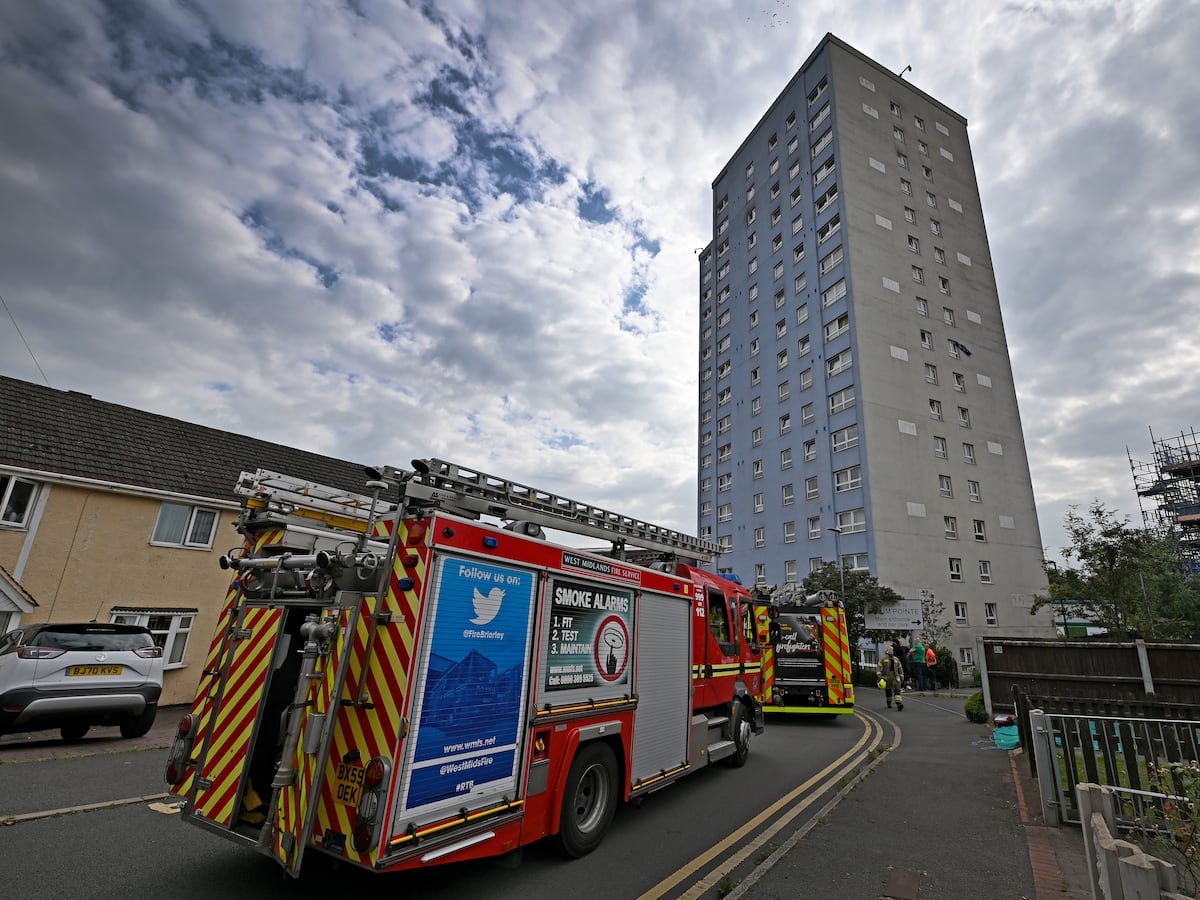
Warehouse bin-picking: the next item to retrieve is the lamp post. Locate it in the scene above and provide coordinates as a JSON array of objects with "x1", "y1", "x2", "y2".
[{"x1": 827, "y1": 526, "x2": 845, "y2": 600}]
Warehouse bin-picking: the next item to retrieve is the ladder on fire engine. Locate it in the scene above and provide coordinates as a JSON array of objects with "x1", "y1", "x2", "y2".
[
  {"x1": 404, "y1": 458, "x2": 719, "y2": 562},
  {"x1": 234, "y1": 469, "x2": 393, "y2": 535}
]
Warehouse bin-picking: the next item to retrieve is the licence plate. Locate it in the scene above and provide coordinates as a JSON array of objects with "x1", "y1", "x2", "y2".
[
  {"x1": 333, "y1": 761, "x2": 365, "y2": 805},
  {"x1": 68, "y1": 665, "x2": 124, "y2": 676}
]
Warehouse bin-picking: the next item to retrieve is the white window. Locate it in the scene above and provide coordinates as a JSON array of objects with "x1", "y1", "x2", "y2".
[
  {"x1": 797, "y1": 335, "x2": 811, "y2": 357},
  {"x1": 110, "y1": 608, "x2": 196, "y2": 668},
  {"x1": 717, "y1": 261, "x2": 730, "y2": 281},
  {"x1": 820, "y1": 245, "x2": 844, "y2": 275},
  {"x1": 933, "y1": 436, "x2": 947, "y2": 458},
  {"x1": 717, "y1": 361, "x2": 732, "y2": 379},
  {"x1": 929, "y1": 399, "x2": 943, "y2": 421},
  {"x1": 817, "y1": 215, "x2": 841, "y2": 244},
  {"x1": 836, "y1": 508, "x2": 866, "y2": 533},
  {"x1": 784, "y1": 560, "x2": 798, "y2": 582},
  {"x1": 893, "y1": 125, "x2": 905, "y2": 143},
  {"x1": 788, "y1": 135, "x2": 799, "y2": 155},
  {"x1": 777, "y1": 348, "x2": 789, "y2": 369},
  {"x1": 751, "y1": 425, "x2": 762, "y2": 446},
  {"x1": 890, "y1": 101, "x2": 902, "y2": 116},
  {"x1": 796, "y1": 302, "x2": 809, "y2": 324},
  {"x1": 772, "y1": 207, "x2": 782, "y2": 225},
  {"x1": 834, "y1": 465, "x2": 862, "y2": 492},
  {"x1": 815, "y1": 183, "x2": 838, "y2": 215},
  {"x1": 792, "y1": 214, "x2": 804, "y2": 235},
  {"x1": 813, "y1": 158, "x2": 836, "y2": 185},
  {"x1": 810, "y1": 557, "x2": 825, "y2": 573},
  {"x1": 912, "y1": 265, "x2": 925, "y2": 284},
  {"x1": 953, "y1": 372, "x2": 966, "y2": 392},
  {"x1": 824, "y1": 313, "x2": 850, "y2": 342},
  {"x1": 803, "y1": 438, "x2": 817, "y2": 461},
  {"x1": 958, "y1": 407, "x2": 971, "y2": 428},
  {"x1": 700, "y1": 501, "x2": 712, "y2": 517},
  {"x1": 747, "y1": 207, "x2": 757, "y2": 225},
  {"x1": 939, "y1": 276, "x2": 951, "y2": 295},
  {"x1": 778, "y1": 381, "x2": 790, "y2": 402},
  {"x1": 775, "y1": 289, "x2": 786, "y2": 309},
  {"x1": 794, "y1": 243, "x2": 806, "y2": 264},
  {"x1": 844, "y1": 552, "x2": 869, "y2": 571},
  {"x1": 944, "y1": 515, "x2": 958, "y2": 539},
  {"x1": 801, "y1": 402, "x2": 815, "y2": 425},
  {"x1": 751, "y1": 396, "x2": 762, "y2": 415},
  {"x1": 746, "y1": 161, "x2": 755, "y2": 179},
  {"x1": 960, "y1": 647, "x2": 974, "y2": 666},
  {"x1": 772, "y1": 233, "x2": 783, "y2": 252},
  {"x1": 809, "y1": 103, "x2": 830, "y2": 133},
  {"x1": 916, "y1": 297, "x2": 929, "y2": 317},
  {"x1": 719, "y1": 473, "x2": 732, "y2": 492},
  {"x1": 748, "y1": 257, "x2": 758, "y2": 275},
  {"x1": 934, "y1": 247, "x2": 946, "y2": 264},
  {"x1": 980, "y1": 561, "x2": 993, "y2": 584},
  {"x1": 754, "y1": 527, "x2": 765, "y2": 549},
  {"x1": 829, "y1": 386, "x2": 855, "y2": 413},
  {"x1": 908, "y1": 234, "x2": 921, "y2": 254},
  {"x1": 805, "y1": 476, "x2": 819, "y2": 500},
  {"x1": 985, "y1": 601, "x2": 997, "y2": 623},
  {"x1": 808, "y1": 78, "x2": 828, "y2": 105},
  {"x1": 919, "y1": 140, "x2": 929, "y2": 155},
  {"x1": 746, "y1": 185, "x2": 756, "y2": 203},
  {"x1": 808, "y1": 517, "x2": 821, "y2": 539},
  {"x1": 783, "y1": 521, "x2": 796, "y2": 543},
  {"x1": 947, "y1": 338, "x2": 960, "y2": 359},
  {"x1": 923, "y1": 165, "x2": 934, "y2": 181},
  {"x1": 718, "y1": 503, "x2": 732, "y2": 522},
  {"x1": 811, "y1": 129, "x2": 832, "y2": 159},
  {"x1": 773, "y1": 261, "x2": 785, "y2": 281},
  {"x1": 930, "y1": 218, "x2": 942, "y2": 236},
  {"x1": 776, "y1": 319, "x2": 788, "y2": 339},
  {"x1": 791, "y1": 186, "x2": 802, "y2": 206},
  {"x1": 769, "y1": 157, "x2": 780, "y2": 175},
  {"x1": 701, "y1": 453, "x2": 712, "y2": 470},
  {"x1": 900, "y1": 178, "x2": 912, "y2": 196},
  {"x1": 782, "y1": 483, "x2": 795, "y2": 505},
  {"x1": 859, "y1": 75, "x2": 875, "y2": 91},
  {"x1": 897, "y1": 152, "x2": 909, "y2": 169},
  {"x1": 968, "y1": 480, "x2": 981, "y2": 502},
  {"x1": 963, "y1": 443, "x2": 976, "y2": 464},
  {"x1": 799, "y1": 368, "x2": 813, "y2": 391},
  {"x1": 0, "y1": 475, "x2": 38, "y2": 528},
  {"x1": 949, "y1": 558, "x2": 963, "y2": 582},
  {"x1": 973, "y1": 519, "x2": 987, "y2": 542},
  {"x1": 718, "y1": 534, "x2": 732, "y2": 550},
  {"x1": 938, "y1": 474, "x2": 953, "y2": 498},
  {"x1": 921, "y1": 330, "x2": 934, "y2": 350},
  {"x1": 750, "y1": 338, "x2": 760, "y2": 357},
  {"x1": 779, "y1": 413, "x2": 791, "y2": 434},
  {"x1": 717, "y1": 443, "x2": 732, "y2": 463},
  {"x1": 926, "y1": 191, "x2": 937, "y2": 208},
  {"x1": 826, "y1": 350, "x2": 853, "y2": 377},
  {"x1": 954, "y1": 602, "x2": 968, "y2": 625},
  {"x1": 786, "y1": 110, "x2": 797, "y2": 128},
  {"x1": 904, "y1": 206, "x2": 916, "y2": 224},
  {"x1": 753, "y1": 492, "x2": 765, "y2": 513},
  {"x1": 752, "y1": 460, "x2": 764, "y2": 479},
  {"x1": 925, "y1": 363, "x2": 938, "y2": 384},
  {"x1": 832, "y1": 424, "x2": 859, "y2": 452},
  {"x1": 717, "y1": 309, "x2": 731, "y2": 327},
  {"x1": 152, "y1": 503, "x2": 219, "y2": 549},
  {"x1": 821, "y1": 279, "x2": 847, "y2": 307},
  {"x1": 781, "y1": 448, "x2": 793, "y2": 470},
  {"x1": 747, "y1": 232, "x2": 758, "y2": 250},
  {"x1": 718, "y1": 387, "x2": 732, "y2": 406},
  {"x1": 717, "y1": 335, "x2": 731, "y2": 353}
]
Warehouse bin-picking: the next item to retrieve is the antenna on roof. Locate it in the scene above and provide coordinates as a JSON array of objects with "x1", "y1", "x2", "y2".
[{"x1": 899, "y1": 65, "x2": 912, "y2": 78}]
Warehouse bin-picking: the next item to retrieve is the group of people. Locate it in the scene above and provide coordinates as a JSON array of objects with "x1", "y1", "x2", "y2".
[{"x1": 877, "y1": 638, "x2": 940, "y2": 710}]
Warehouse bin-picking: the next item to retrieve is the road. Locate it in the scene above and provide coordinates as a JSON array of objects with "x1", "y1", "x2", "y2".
[{"x1": 0, "y1": 711, "x2": 888, "y2": 900}]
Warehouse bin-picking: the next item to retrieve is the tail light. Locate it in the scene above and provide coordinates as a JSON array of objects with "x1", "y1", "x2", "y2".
[
  {"x1": 351, "y1": 756, "x2": 391, "y2": 853},
  {"x1": 134, "y1": 646, "x2": 164, "y2": 659},
  {"x1": 18, "y1": 646, "x2": 65, "y2": 659},
  {"x1": 164, "y1": 714, "x2": 199, "y2": 787}
]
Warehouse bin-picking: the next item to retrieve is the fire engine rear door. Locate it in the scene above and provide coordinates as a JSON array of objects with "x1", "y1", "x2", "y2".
[{"x1": 190, "y1": 606, "x2": 285, "y2": 827}]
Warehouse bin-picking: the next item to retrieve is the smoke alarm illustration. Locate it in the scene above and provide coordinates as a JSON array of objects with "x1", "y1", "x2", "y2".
[{"x1": 471, "y1": 587, "x2": 505, "y2": 625}]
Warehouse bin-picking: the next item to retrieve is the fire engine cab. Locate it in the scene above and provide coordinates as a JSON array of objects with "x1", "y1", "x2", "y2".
[{"x1": 165, "y1": 459, "x2": 765, "y2": 876}]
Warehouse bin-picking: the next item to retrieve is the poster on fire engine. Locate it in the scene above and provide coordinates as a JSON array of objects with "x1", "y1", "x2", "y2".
[
  {"x1": 544, "y1": 577, "x2": 634, "y2": 692},
  {"x1": 401, "y1": 556, "x2": 537, "y2": 815}
]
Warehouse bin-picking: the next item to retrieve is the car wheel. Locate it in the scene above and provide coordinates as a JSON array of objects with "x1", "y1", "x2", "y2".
[
  {"x1": 120, "y1": 706, "x2": 158, "y2": 739},
  {"x1": 61, "y1": 723, "x2": 91, "y2": 741},
  {"x1": 557, "y1": 742, "x2": 618, "y2": 858}
]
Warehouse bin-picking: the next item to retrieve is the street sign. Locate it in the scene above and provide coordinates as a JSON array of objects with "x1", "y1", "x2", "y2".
[{"x1": 864, "y1": 599, "x2": 924, "y2": 631}]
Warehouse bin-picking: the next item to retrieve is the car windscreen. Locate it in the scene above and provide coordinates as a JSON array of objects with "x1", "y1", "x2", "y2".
[{"x1": 31, "y1": 626, "x2": 155, "y2": 652}]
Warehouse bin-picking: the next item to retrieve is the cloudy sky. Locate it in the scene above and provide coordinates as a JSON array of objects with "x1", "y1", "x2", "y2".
[{"x1": 0, "y1": 0, "x2": 1196, "y2": 565}]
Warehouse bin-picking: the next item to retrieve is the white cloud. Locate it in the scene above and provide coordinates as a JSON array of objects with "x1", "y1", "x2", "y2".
[{"x1": 1, "y1": 0, "x2": 1196, "y2": 571}]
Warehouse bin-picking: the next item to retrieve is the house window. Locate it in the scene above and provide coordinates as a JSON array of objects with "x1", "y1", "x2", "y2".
[
  {"x1": 772, "y1": 207, "x2": 783, "y2": 225},
  {"x1": 949, "y1": 558, "x2": 963, "y2": 582},
  {"x1": 751, "y1": 396, "x2": 762, "y2": 415},
  {"x1": 792, "y1": 214, "x2": 804, "y2": 235},
  {"x1": 934, "y1": 247, "x2": 946, "y2": 264},
  {"x1": 908, "y1": 235, "x2": 921, "y2": 254},
  {"x1": 796, "y1": 302, "x2": 809, "y2": 324},
  {"x1": 933, "y1": 435, "x2": 947, "y2": 458},
  {"x1": 938, "y1": 474, "x2": 953, "y2": 498},
  {"x1": 719, "y1": 473, "x2": 733, "y2": 492},
  {"x1": 963, "y1": 443, "x2": 976, "y2": 464},
  {"x1": 791, "y1": 187, "x2": 802, "y2": 206},
  {"x1": 925, "y1": 363, "x2": 938, "y2": 384},
  {"x1": 815, "y1": 183, "x2": 839, "y2": 214},
  {"x1": 968, "y1": 480, "x2": 981, "y2": 502},
  {"x1": 717, "y1": 443, "x2": 732, "y2": 463},
  {"x1": 797, "y1": 335, "x2": 811, "y2": 357},
  {"x1": 804, "y1": 439, "x2": 817, "y2": 461},
  {"x1": 799, "y1": 368, "x2": 813, "y2": 391},
  {"x1": 700, "y1": 501, "x2": 712, "y2": 517},
  {"x1": 754, "y1": 527, "x2": 765, "y2": 549},
  {"x1": 958, "y1": 407, "x2": 971, "y2": 428},
  {"x1": 900, "y1": 178, "x2": 913, "y2": 196},
  {"x1": 782, "y1": 483, "x2": 795, "y2": 505},
  {"x1": 772, "y1": 233, "x2": 783, "y2": 252},
  {"x1": 960, "y1": 647, "x2": 974, "y2": 666},
  {"x1": 819, "y1": 245, "x2": 843, "y2": 274},
  {"x1": 826, "y1": 350, "x2": 852, "y2": 377},
  {"x1": 777, "y1": 349, "x2": 789, "y2": 369},
  {"x1": 944, "y1": 516, "x2": 958, "y2": 539},
  {"x1": 926, "y1": 191, "x2": 937, "y2": 208},
  {"x1": 813, "y1": 158, "x2": 836, "y2": 185},
  {"x1": 781, "y1": 448, "x2": 793, "y2": 470},
  {"x1": 747, "y1": 207, "x2": 758, "y2": 225},
  {"x1": 746, "y1": 162, "x2": 755, "y2": 179},
  {"x1": 0, "y1": 475, "x2": 38, "y2": 527},
  {"x1": 750, "y1": 367, "x2": 761, "y2": 386},
  {"x1": 750, "y1": 338, "x2": 760, "y2": 357},
  {"x1": 805, "y1": 476, "x2": 819, "y2": 500},
  {"x1": 784, "y1": 560, "x2": 798, "y2": 582},
  {"x1": 844, "y1": 552, "x2": 869, "y2": 571},
  {"x1": 779, "y1": 413, "x2": 791, "y2": 434},
  {"x1": 939, "y1": 276, "x2": 951, "y2": 295},
  {"x1": 751, "y1": 426, "x2": 762, "y2": 447},
  {"x1": 753, "y1": 492, "x2": 765, "y2": 513},
  {"x1": 973, "y1": 520, "x2": 986, "y2": 542},
  {"x1": 947, "y1": 339, "x2": 960, "y2": 359},
  {"x1": 919, "y1": 140, "x2": 929, "y2": 155},
  {"x1": 752, "y1": 460, "x2": 764, "y2": 479},
  {"x1": 985, "y1": 601, "x2": 997, "y2": 624},
  {"x1": 812, "y1": 129, "x2": 832, "y2": 158},
  {"x1": 748, "y1": 257, "x2": 758, "y2": 275},
  {"x1": 779, "y1": 381, "x2": 790, "y2": 402},
  {"x1": 788, "y1": 134, "x2": 800, "y2": 154},
  {"x1": 808, "y1": 517, "x2": 821, "y2": 539},
  {"x1": 825, "y1": 313, "x2": 850, "y2": 342},
  {"x1": 776, "y1": 319, "x2": 788, "y2": 339},
  {"x1": 953, "y1": 372, "x2": 966, "y2": 392},
  {"x1": 817, "y1": 215, "x2": 841, "y2": 244},
  {"x1": 809, "y1": 557, "x2": 825, "y2": 573},
  {"x1": 889, "y1": 101, "x2": 902, "y2": 116},
  {"x1": 834, "y1": 465, "x2": 862, "y2": 492},
  {"x1": 821, "y1": 279, "x2": 847, "y2": 307},
  {"x1": 954, "y1": 602, "x2": 968, "y2": 625},
  {"x1": 829, "y1": 386, "x2": 855, "y2": 413},
  {"x1": 110, "y1": 608, "x2": 196, "y2": 668},
  {"x1": 930, "y1": 219, "x2": 942, "y2": 236},
  {"x1": 836, "y1": 508, "x2": 866, "y2": 533},
  {"x1": 783, "y1": 521, "x2": 796, "y2": 543},
  {"x1": 832, "y1": 424, "x2": 858, "y2": 452},
  {"x1": 912, "y1": 265, "x2": 925, "y2": 284},
  {"x1": 897, "y1": 152, "x2": 909, "y2": 169},
  {"x1": 921, "y1": 330, "x2": 933, "y2": 349},
  {"x1": 929, "y1": 399, "x2": 943, "y2": 421},
  {"x1": 152, "y1": 503, "x2": 219, "y2": 549},
  {"x1": 718, "y1": 503, "x2": 732, "y2": 523},
  {"x1": 916, "y1": 297, "x2": 929, "y2": 317},
  {"x1": 904, "y1": 206, "x2": 916, "y2": 224},
  {"x1": 794, "y1": 243, "x2": 807, "y2": 264},
  {"x1": 893, "y1": 125, "x2": 905, "y2": 143},
  {"x1": 747, "y1": 233, "x2": 758, "y2": 250},
  {"x1": 769, "y1": 156, "x2": 780, "y2": 174},
  {"x1": 801, "y1": 402, "x2": 815, "y2": 425},
  {"x1": 980, "y1": 561, "x2": 993, "y2": 584},
  {"x1": 718, "y1": 387, "x2": 732, "y2": 405}
]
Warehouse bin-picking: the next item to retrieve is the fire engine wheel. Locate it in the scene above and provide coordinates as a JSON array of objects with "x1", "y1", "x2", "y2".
[
  {"x1": 558, "y1": 741, "x2": 619, "y2": 858},
  {"x1": 725, "y1": 702, "x2": 752, "y2": 768}
]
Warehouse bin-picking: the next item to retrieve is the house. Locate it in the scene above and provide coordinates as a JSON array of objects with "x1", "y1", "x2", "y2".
[{"x1": 0, "y1": 374, "x2": 395, "y2": 704}]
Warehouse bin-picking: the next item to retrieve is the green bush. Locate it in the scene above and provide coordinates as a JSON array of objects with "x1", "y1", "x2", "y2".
[{"x1": 964, "y1": 691, "x2": 988, "y2": 723}]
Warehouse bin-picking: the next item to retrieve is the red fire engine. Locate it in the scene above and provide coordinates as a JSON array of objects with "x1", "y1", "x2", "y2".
[
  {"x1": 754, "y1": 585, "x2": 855, "y2": 716},
  {"x1": 164, "y1": 459, "x2": 765, "y2": 875}
]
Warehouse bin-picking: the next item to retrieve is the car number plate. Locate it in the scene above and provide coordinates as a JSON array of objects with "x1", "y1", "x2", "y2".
[
  {"x1": 333, "y1": 761, "x2": 365, "y2": 805},
  {"x1": 68, "y1": 664, "x2": 124, "y2": 676}
]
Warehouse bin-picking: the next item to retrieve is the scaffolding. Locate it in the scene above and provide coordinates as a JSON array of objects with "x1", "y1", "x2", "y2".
[{"x1": 1129, "y1": 427, "x2": 1200, "y2": 575}]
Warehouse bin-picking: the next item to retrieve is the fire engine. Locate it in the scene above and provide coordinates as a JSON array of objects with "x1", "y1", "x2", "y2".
[
  {"x1": 164, "y1": 459, "x2": 766, "y2": 876},
  {"x1": 754, "y1": 584, "x2": 854, "y2": 716}
]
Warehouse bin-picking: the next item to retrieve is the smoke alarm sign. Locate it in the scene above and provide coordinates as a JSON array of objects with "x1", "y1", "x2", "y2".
[{"x1": 544, "y1": 577, "x2": 633, "y2": 691}]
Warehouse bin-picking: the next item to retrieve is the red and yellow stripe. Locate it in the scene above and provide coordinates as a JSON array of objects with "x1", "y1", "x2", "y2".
[{"x1": 822, "y1": 608, "x2": 854, "y2": 709}]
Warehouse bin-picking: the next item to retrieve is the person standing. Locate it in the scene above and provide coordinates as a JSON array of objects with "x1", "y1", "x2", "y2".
[
  {"x1": 892, "y1": 640, "x2": 911, "y2": 689},
  {"x1": 879, "y1": 645, "x2": 904, "y2": 710},
  {"x1": 925, "y1": 642, "x2": 939, "y2": 692},
  {"x1": 911, "y1": 638, "x2": 927, "y2": 691}
]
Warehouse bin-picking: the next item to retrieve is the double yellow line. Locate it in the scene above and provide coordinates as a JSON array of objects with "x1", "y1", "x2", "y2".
[{"x1": 639, "y1": 710, "x2": 895, "y2": 900}]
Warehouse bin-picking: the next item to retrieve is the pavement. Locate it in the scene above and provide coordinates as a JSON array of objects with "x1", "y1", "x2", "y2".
[{"x1": 1, "y1": 696, "x2": 1092, "y2": 899}]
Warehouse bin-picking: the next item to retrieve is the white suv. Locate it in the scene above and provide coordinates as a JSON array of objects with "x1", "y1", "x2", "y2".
[{"x1": 0, "y1": 623, "x2": 165, "y2": 741}]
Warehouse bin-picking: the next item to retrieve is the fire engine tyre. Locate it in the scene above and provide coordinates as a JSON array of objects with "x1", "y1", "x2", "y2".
[
  {"x1": 725, "y1": 701, "x2": 752, "y2": 768},
  {"x1": 557, "y1": 741, "x2": 619, "y2": 858},
  {"x1": 120, "y1": 705, "x2": 158, "y2": 739}
]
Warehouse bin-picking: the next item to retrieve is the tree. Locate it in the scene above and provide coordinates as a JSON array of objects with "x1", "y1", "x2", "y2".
[
  {"x1": 801, "y1": 563, "x2": 906, "y2": 655},
  {"x1": 918, "y1": 590, "x2": 951, "y2": 649},
  {"x1": 1031, "y1": 501, "x2": 1200, "y2": 639}
]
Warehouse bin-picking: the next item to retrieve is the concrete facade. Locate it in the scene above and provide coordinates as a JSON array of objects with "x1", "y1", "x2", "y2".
[{"x1": 696, "y1": 35, "x2": 1054, "y2": 668}]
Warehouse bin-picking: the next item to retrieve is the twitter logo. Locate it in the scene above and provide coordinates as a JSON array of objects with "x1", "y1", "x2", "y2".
[{"x1": 471, "y1": 587, "x2": 505, "y2": 625}]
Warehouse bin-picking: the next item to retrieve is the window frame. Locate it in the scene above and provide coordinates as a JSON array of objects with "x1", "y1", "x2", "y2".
[{"x1": 151, "y1": 502, "x2": 219, "y2": 550}]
